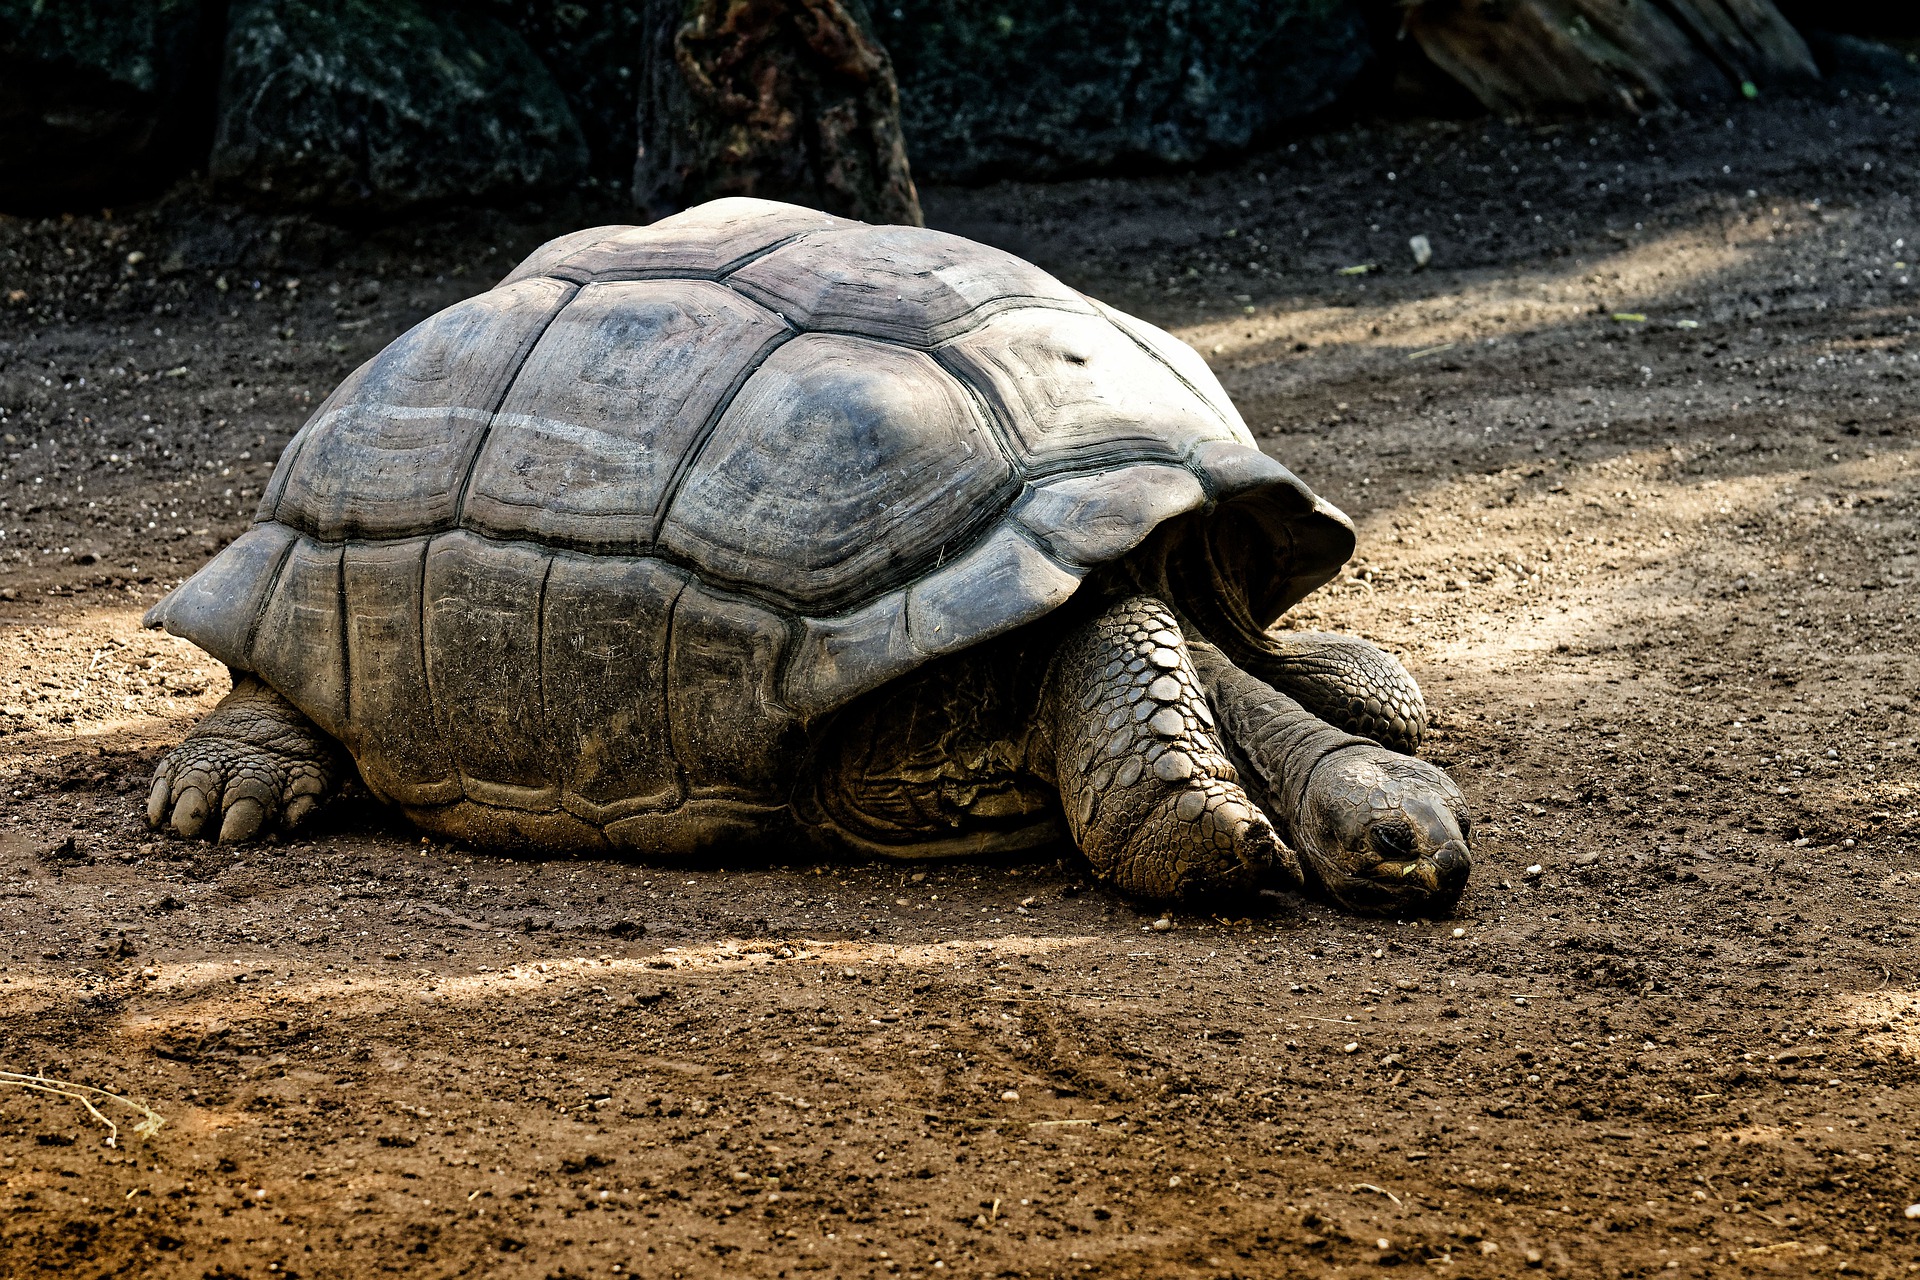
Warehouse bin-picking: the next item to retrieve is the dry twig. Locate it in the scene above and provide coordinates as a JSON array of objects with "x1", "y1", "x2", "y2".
[{"x1": 1, "y1": 1070, "x2": 166, "y2": 1148}]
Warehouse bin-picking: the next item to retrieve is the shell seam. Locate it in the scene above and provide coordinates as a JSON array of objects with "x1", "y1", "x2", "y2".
[
  {"x1": 447, "y1": 281, "x2": 583, "y2": 530},
  {"x1": 645, "y1": 325, "x2": 797, "y2": 546},
  {"x1": 238, "y1": 528, "x2": 300, "y2": 672}
]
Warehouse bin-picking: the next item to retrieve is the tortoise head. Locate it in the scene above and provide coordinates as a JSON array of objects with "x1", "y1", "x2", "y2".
[{"x1": 1289, "y1": 745, "x2": 1473, "y2": 915}]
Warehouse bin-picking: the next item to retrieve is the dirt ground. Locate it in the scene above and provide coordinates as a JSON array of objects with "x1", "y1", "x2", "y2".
[{"x1": 3, "y1": 87, "x2": 1919, "y2": 1279}]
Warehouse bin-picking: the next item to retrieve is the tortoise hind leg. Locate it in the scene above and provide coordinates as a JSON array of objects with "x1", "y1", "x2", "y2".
[
  {"x1": 147, "y1": 672, "x2": 345, "y2": 842},
  {"x1": 1245, "y1": 632, "x2": 1428, "y2": 754},
  {"x1": 1044, "y1": 596, "x2": 1300, "y2": 901}
]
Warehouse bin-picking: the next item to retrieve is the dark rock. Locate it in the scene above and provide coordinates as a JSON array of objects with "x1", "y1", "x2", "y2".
[
  {"x1": 634, "y1": 0, "x2": 923, "y2": 225},
  {"x1": 1800, "y1": 29, "x2": 1920, "y2": 90},
  {"x1": 211, "y1": 0, "x2": 589, "y2": 213},
  {"x1": 39, "y1": 835, "x2": 93, "y2": 865},
  {"x1": 1397, "y1": 0, "x2": 1817, "y2": 117},
  {"x1": 456, "y1": 1, "x2": 653, "y2": 184},
  {"x1": 871, "y1": 0, "x2": 1372, "y2": 183},
  {"x1": 0, "y1": 0, "x2": 221, "y2": 211}
]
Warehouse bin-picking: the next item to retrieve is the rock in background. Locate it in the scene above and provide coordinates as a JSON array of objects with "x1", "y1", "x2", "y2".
[
  {"x1": 0, "y1": 0, "x2": 220, "y2": 209},
  {"x1": 634, "y1": 0, "x2": 923, "y2": 225},
  {"x1": 871, "y1": 0, "x2": 1372, "y2": 183},
  {"x1": 1392, "y1": 0, "x2": 1818, "y2": 116},
  {"x1": 210, "y1": 0, "x2": 589, "y2": 214},
  {"x1": 455, "y1": 0, "x2": 653, "y2": 185}
]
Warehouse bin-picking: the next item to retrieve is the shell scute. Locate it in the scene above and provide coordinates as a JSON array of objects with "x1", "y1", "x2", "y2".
[
  {"x1": 660, "y1": 332, "x2": 1014, "y2": 612},
  {"x1": 463, "y1": 279, "x2": 789, "y2": 553},
  {"x1": 542, "y1": 551, "x2": 688, "y2": 820},
  {"x1": 342, "y1": 537, "x2": 460, "y2": 807},
  {"x1": 422, "y1": 531, "x2": 559, "y2": 804},
  {"x1": 499, "y1": 198, "x2": 855, "y2": 287},
  {"x1": 270, "y1": 276, "x2": 574, "y2": 541},
  {"x1": 726, "y1": 223, "x2": 1094, "y2": 346},
  {"x1": 937, "y1": 307, "x2": 1242, "y2": 471}
]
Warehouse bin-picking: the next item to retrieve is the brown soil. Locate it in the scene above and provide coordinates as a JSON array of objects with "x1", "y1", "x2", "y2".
[{"x1": 3, "y1": 94, "x2": 1919, "y2": 1279}]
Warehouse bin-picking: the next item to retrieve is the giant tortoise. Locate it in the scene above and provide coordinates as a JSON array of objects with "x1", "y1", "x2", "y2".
[{"x1": 143, "y1": 197, "x2": 1472, "y2": 912}]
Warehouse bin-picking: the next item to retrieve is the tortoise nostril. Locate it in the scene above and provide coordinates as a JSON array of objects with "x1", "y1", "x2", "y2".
[{"x1": 1370, "y1": 821, "x2": 1417, "y2": 859}]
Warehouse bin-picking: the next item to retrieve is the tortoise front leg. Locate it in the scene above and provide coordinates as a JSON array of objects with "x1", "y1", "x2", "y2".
[
  {"x1": 1245, "y1": 631, "x2": 1429, "y2": 755},
  {"x1": 147, "y1": 672, "x2": 346, "y2": 842},
  {"x1": 1042, "y1": 597, "x2": 1300, "y2": 901}
]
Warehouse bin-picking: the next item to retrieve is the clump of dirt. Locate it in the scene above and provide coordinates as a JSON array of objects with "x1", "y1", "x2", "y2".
[{"x1": 3, "y1": 95, "x2": 1918, "y2": 1278}]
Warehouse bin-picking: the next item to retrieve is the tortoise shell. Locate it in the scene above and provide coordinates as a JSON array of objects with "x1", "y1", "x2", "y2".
[{"x1": 146, "y1": 198, "x2": 1353, "y2": 840}]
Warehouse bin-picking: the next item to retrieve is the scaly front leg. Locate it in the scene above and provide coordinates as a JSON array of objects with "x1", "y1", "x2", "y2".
[{"x1": 1041, "y1": 596, "x2": 1299, "y2": 901}]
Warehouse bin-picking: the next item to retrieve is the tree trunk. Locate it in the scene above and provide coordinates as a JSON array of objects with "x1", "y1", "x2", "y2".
[
  {"x1": 634, "y1": 0, "x2": 922, "y2": 226},
  {"x1": 1395, "y1": 0, "x2": 1818, "y2": 116}
]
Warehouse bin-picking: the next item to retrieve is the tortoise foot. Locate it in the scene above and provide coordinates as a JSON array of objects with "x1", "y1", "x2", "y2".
[{"x1": 147, "y1": 674, "x2": 343, "y2": 842}]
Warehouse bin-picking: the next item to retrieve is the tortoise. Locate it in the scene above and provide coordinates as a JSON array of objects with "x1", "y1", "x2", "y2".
[{"x1": 143, "y1": 197, "x2": 1471, "y2": 912}]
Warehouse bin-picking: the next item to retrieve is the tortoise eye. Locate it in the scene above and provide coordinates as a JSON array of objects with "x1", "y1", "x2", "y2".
[
  {"x1": 1457, "y1": 814, "x2": 1474, "y2": 843},
  {"x1": 1370, "y1": 821, "x2": 1416, "y2": 859}
]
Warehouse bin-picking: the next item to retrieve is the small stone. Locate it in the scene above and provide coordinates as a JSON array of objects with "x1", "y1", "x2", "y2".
[
  {"x1": 1451, "y1": 927, "x2": 1466, "y2": 938},
  {"x1": 1148, "y1": 707, "x2": 1185, "y2": 738},
  {"x1": 0, "y1": 588, "x2": 16, "y2": 601},
  {"x1": 1148, "y1": 647, "x2": 1181, "y2": 669},
  {"x1": 1146, "y1": 675, "x2": 1182, "y2": 703},
  {"x1": 1906, "y1": 1203, "x2": 1920, "y2": 1220},
  {"x1": 1000, "y1": 1090, "x2": 1019, "y2": 1102},
  {"x1": 1572, "y1": 851, "x2": 1599, "y2": 866},
  {"x1": 1376, "y1": 1237, "x2": 1391, "y2": 1251},
  {"x1": 1524, "y1": 863, "x2": 1544, "y2": 878},
  {"x1": 1480, "y1": 1241, "x2": 1499, "y2": 1256},
  {"x1": 1344, "y1": 1042, "x2": 1360, "y2": 1054},
  {"x1": 1525, "y1": 1248, "x2": 1543, "y2": 1266},
  {"x1": 1152, "y1": 751, "x2": 1194, "y2": 783},
  {"x1": 1151, "y1": 917, "x2": 1171, "y2": 932},
  {"x1": 1409, "y1": 234, "x2": 1432, "y2": 268}
]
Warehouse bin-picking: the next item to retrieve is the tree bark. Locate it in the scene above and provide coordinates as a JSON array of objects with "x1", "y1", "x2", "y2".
[
  {"x1": 634, "y1": 0, "x2": 922, "y2": 226},
  {"x1": 1395, "y1": 0, "x2": 1818, "y2": 116}
]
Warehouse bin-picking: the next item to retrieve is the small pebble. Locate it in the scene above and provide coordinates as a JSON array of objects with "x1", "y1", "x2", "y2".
[
  {"x1": 1409, "y1": 234, "x2": 1432, "y2": 268},
  {"x1": 1343, "y1": 1042, "x2": 1360, "y2": 1054},
  {"x1": 1376, "y1": 1236, "x2": 1392, "y2": 1251},
  {"x1": 1151, "y1": 917, "x2": 1171, "y2": 932},
  {"x1": 1906, "y1": 1203, "x2": 1920, "y2": 1220},
  {"x1": 1524, "y1": 863, "x2": 1544, "y2": 878},
  {"x1": 1451, "y1": 927, "x2": 1466, "y2": 938},
  {"x1": 1572, "y1": 851, "x2": 1599, "y2": 866},
  {"x1": 1000, "y1": 1090, "x2": 1019, "y2": 1102}
]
